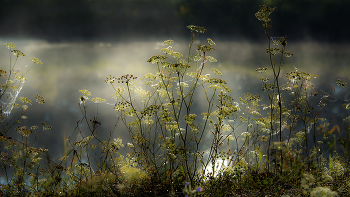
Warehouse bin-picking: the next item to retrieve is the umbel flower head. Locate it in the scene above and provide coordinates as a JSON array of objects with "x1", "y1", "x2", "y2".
[
  {"x1": 187, "y1": 25, "x2": 207, "y2": 33},
  {"x1": 255, "y1": 4, "x2": 276, "y2": 23}
]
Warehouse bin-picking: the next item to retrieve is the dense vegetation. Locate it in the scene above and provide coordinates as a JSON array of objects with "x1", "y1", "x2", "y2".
[
  {"x1": 1, "y1": 0, "x2": 349, "y2": 42},
  {"x1": 1, "y1": 4, "x2": 350, "y2": 197}
]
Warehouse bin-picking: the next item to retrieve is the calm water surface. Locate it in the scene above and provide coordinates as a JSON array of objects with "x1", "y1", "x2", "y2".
[{"x1": 0, "y1": 39, "x2": 349, "y2": 163}]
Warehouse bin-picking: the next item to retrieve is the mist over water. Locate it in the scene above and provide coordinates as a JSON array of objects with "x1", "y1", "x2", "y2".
[{"x1": 0, "y1": 38, "x2": 349, "y2": 165}]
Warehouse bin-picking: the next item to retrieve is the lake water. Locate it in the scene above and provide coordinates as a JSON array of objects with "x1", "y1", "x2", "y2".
[{"x1": 0, "y1": 38, "x2": 349, "y2": 165}]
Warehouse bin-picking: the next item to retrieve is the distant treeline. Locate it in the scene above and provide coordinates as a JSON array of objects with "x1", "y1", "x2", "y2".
[{"x1": 0, "y1": 0, "x2": 349, "y2": 42}]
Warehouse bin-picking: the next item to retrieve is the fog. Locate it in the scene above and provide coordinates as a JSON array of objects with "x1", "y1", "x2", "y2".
[{"x1": 0, "y1": 38, "x2": 349, "y2": 168}]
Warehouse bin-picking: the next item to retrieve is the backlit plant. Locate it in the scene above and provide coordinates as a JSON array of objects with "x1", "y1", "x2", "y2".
[
  {"x1": 0, "y1": 43, "x2": 56, "y2": 196},
  {"x1": 1, "y1": 3, "x2": 350, "y2": 197}
]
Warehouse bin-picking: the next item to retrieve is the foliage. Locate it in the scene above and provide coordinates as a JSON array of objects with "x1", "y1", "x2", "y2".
[{"x1": 1, "y1": 4, "x2": 350, "y2": 197}]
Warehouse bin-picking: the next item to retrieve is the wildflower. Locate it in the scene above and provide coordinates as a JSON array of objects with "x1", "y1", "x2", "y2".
[
  {"x1": 147, "y1": 54, "x2": 167, "y2": 64},
  {"x1": 177, "y1": 82, "x2": 189, "y2": 88},
  {"x1": 41, "y1": 122, "x2": 52, "y2": 131},
  {"x1": 250, "y1": 110, "x2": 260, "y2": 116},
  {"x1": 59, "y1": 155, "x2": 69, "y2": 162},
  {"x1": 206, "y1": 56, "x2": 217, "y2": 62},
  {"x1": 105, "y1": 75, "x2": 116, "y2": 84},
  {"x1": 141, "y1": 115, "x2": 154, "y2": 125},
  {"x1": 163, "y1": 39, "x2": 173, "y2": 45},
  {"x1": 30, "y1": 57, "x2": 42, "y2": 64},
  {"x1": 5, "y1": 43, "x2": 16, "y2": 49},
  {"x1": 186, "y1": 72, "x2": 197, "y2": 78},
  {"x1": 100, "y1": 138, "x2": 124, "y2": 153},
  {"x1": 261, "y1": 128, "x2": 270, "y2": 133},
  {"x1": 16, "y1": 126, "x2": 32, "y2": 137},
  {"x1": 187, "y1": 25, "x2": 207, "y2": 33},
  {"x1": 22, "y1": 105, "x2": 28, "y2": 110},
  {"x1": 222, "y1": 124, "x2": 231, "y2": 132},
  {"x1": 295, "y1": 131, "x2": 305, "y2": 144},
  {"x1": 336, "y1": 79, "x2": 347, "y2": 87},
  {"x1": 249, "y1": 150, "x2": 259, "y2": 159},
  {"x1": 18, "y1": 97, "x2": 32, "y2": 104},
  {"x1": 208, "y1": 84, "x2": 221, "y2": 90},
  {"x1": 35, "y1": 95, "x2": 45, "y2": 104},
  {"x1": 196, "y1": 187, "x2": 204, "y2": 192},
  {"x1": 11, "y1": 50, "x2": 25, "y2": 57},
  {"x1": 232, "y1": 102, "x2": 240, "y2": 111},
  {"x1": 255, "y1": 120, "x2": 265, "y2": 127},
  {"x1": 283, "y1": 51, "x2": 293, "y2": 58},
  {"x1": 208, "y1": 78, "x2": 226, "y2": 84},
  {"x1": 211, "y1": 68, "x2": 222, "y2": 76},
  {"x1": 344, "y1": 116, "x2": 350, "y2": 122},
  {"x1": 80, "y1": 89, "x2": 91, "y2": 96},
  {"x1": 256, "y1": 67, "x2": 267, "y2": 73},
  {"x1": 127, "y1": 143, "x2": 134, "y2": 148},
  {"x1": 91, "y1": 97, "x2": 106, "y2": 104},
  {"x1": 198, "y1": 44, "x2": 215, "y2": 53},
  {"x1": 161, "y1": 46, "x2": 172, "y2": 54},
  {"x1": 207, "y1": 38, "x2": 216, "y2": 46},
  {"x1": 239, "y1": 116, "x2": 247, "y2": 122},
  {"x1": 262, "y1": 105, "x2": 269, "y2": 110},
  {"x1": 79, "y1": 96, "x2": 88, "y2": 105},
  {"x1": 199, "y1": 74, "x2": 210, "y2": 81},
  {"x1": 73, "y1": 136, "x2": 94, "y2": 146},
  {"x1": 113, "y1": 138, "x2": 124, "y2": 149},
  {"x1": 157, "y1": 88, "x2": 168, "y2": 97},
  {"x1": 170, "y1": 51, "x2": 183, "y2": 59},
  {"x1": 134, "y1": 87, "x2": 149, "y2": 100},
  {"x1": 255, "y1": 4, "x2": 276, "y2": 23},
  {"x1": 261, "y1": 136, "x2": 269, "y2": 141},
  {"x1": 185, "y1": 114, "x2": 196, "y2": 124},
  {"x1": 227, "y1": 135, "x2": 235, "y2": 141},
  {"x1": 345, "y1": 103, "x2": 350, "y2": 110},
  {"x1": 260, "y1": 77, "x2": 269, "y2": 82},
  {"x1": 0, "y1": 69, "x2": 6, "y2": 77},
  {"x1": 241, "y1": 132, "x2": 251, "y2": 138}
]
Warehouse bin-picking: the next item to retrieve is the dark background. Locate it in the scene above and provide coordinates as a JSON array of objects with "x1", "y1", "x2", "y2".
[{"x1": 1, "y1": 0, "x2": 349, "y2": 42}]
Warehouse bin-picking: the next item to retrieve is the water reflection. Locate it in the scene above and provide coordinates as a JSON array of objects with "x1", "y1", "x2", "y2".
[{"x1": 0, "y1": 39, "x2": 349, "y2": 164}]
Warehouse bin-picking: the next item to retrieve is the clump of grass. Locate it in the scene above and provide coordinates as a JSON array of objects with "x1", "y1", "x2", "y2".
[{"x1": 1, "y1": 3, "x2": 350, "y2": 197}]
